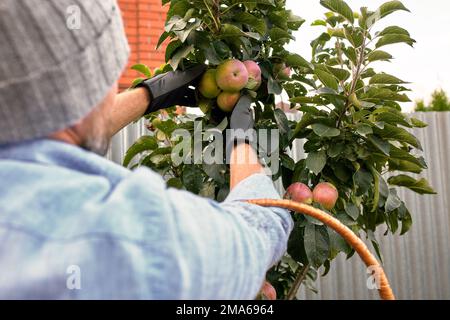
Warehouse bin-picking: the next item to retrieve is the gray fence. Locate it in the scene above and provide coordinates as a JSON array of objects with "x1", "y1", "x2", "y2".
[
  {"x1": 290, "y1": 112, "x2": 450, "y2": 300},
  {"x1": 108, "y1": 112, "x2": 450, "y2": 300}
]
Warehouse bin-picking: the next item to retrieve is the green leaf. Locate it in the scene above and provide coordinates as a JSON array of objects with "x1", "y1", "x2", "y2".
[
  {"x1": 353, "y1": 169, "x2": 373, "y2": 196},
  {"x1": 327, "y1": 143, "x2": 344, "y2": 158},
  {"x1": 131, "y1": 64, "x2": 152, "y2": 78},
  {"x1": 364, "y1": 87, "x2": 411, "y2": 102},
  {"x1": 361, "y1": 68, "x2": 376, "y2": 79},
  {"x1": 368, "y1": 135, "x2": 390, "y2": 156},
  {"x1": 326, "y1": 66, "x2": 350, "y2": 81},
  {"x1": 367, "y1": 50, "x2": 393, "y2": 62},
  {"x1": 292, "y1": 113, "x2": 316, "y2": 139},
  {"x1": 281, "y1": 154, "x2": 295, "y2": 171},
  {"x1": 220, "y1": 24, "x2": 245, "y2": 38},
  {"x1": 269, "y1": 27, "x2": 294, "y2": 44},
  {"x1": 376, "y1": 1, "x2": 410, "y2": 20},
  {"x1": 410, "y1": 117, "x2": 428, "y2": 128},
  {"x1": 376, "y1": 34, "x2": 415, "y2": 48},
  {"x1": 169, "y1": 45, "x2": 194, "y2": 70},
  {"x1": 267, "y1": 10, "x2": 289, "y2": 29},
  {"x1": 131, "y1": 77, "x2": 145, "y2": 88},
  {"x1": 290, "y1": 96, "x2": 323, "y2": 104},
  {"x1": 370, "y1": 73, "x2": 407, "y2": 85},
  {"x1": 312, "y1": 123, "x2": 340, "y2": 137},
  {"x1": 165, "y1": 40, "x2": 182, "y2": 62},
  {"x1": 328, "y1": 228, "x2": 350, "y2": 259},
  {"x1": 320, "y1": 0, "x2": 355, "y2": 24},
  {"x1": 154, "y1": 119, "x2": 178, "y2": 136},
  {"x1": 285, "y1": 53, "x2": 314, "y2": 70},
  {"x1": 167, "y1": 178, "x2": 183, "y2": 189},
  {"x1": 156, "y1": 31, "x2": 170, "y2": 49},
  {"x1": 165, "y1": 15, "x2": 187, "y2": 33},
  {"x1": 274, "y1": 109, "x2": 291, "y2": 136},
  {"x1": 389, "y1": 159, "x2": 423, "y2": 174},
  {"x1": 288, "y1": 222, "x2": 308, "y2": 265},
  {"x1": 311, "y1": 19, "x2": 327, "y2": 26},
  {"x1": 202, "y1": 164, "x2": 227, "y2": 184},
  {"x1": 389, "y1": 144, "x2": 427, "y2": 169},
  {"x1": 378, "y1": 25, "x2": 410, "y2": 37},
  {"x1": 306, "y1": 150, "x2": 327, "y2": 175},
  {"x1": 123, "y1": 136, "x2": 158, "y2": 167},
  {"x1": 315, "y1": 69, "x2": 339, "y2": 90},
  {"x1": 233, "y1": 12, "x2": 267, "y2": 35},
  {"x1": 199, "y1": 182, "x2": 216, "y2": 199},
  {"x1": 344, "y1": 27, "x2": 364, "y2": 47},
  {"x1": 373, "y1": 107, "x2": 411, "y2": 127},
  {"x1": 304, "y1": 224, "x2": 330, "y2": 268},
  {"x1": 345, "y1": 203, "x2": 360, "y2": 220},
  {"x1": 167, "y1": 0, "x2": 190, "y2": 20},
  {"x1": 400, "y1": 208, "x2": 412, "y2": 235},
  {"x1": 287, "y1": 11, "x2": 306, "y2": 30},
  {"x1": 385, "y1": 188, "x2": 402, "y2": 212},
  {"x1": 388, "y1": 175, "x2": 437, "y2": 194},
  {"x1": 356, "y1": 124, "x2": 373, "y2": 136},
  {"x1": 174, "y1": 21, "x2": 201, "y2": 43},
  {"x1": 373, "y1": 123, "x2": 422, "y2": 150},
  {"x1": 267, "y1": 76, "x2": 282, "y2": 95},
  {"x1": 368, "y1": 232, "x2": 384, "y2": 263},
  {"x1": 343, "y1": 47, "x2": 357, "y2": 64},
  {"x1": 182, "y1": 165, "x2": 204, "y2": 194}
]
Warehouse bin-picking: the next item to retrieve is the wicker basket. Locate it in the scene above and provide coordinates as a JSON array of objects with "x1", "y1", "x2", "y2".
[{"x1": 247, "y1": 199, "x2": 395, "y2": 300}]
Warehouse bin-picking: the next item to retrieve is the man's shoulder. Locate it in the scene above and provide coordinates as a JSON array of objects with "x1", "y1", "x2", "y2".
[
  {"x1": 0, "y1": 139, "x2": 167, "y2": 213},
  {"x1": 0, "y1": 140, "x2": 169, "y2": 238}
]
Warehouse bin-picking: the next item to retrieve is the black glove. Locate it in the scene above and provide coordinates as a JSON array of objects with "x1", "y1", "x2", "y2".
[
  {"x1": 225, "y1": 95, "x2": 256, "y2": 162},
  {"x1": 137, "y1": 64, "x2": 206, "y2": 114}
]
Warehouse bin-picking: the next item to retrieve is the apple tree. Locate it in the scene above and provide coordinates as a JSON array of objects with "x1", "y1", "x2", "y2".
[{"x1": 124, "y1": 0, "x2": 435, "y2": 299}]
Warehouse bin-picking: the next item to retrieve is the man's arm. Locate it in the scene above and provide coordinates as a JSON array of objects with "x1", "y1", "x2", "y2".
[
  {"x1": 109, "y1": 88, "x2": 149, "y2": 136},
  {"x1": 230, "y1": 143, "x2": 265, "y2": 189},
  {"x1": 107, "y1": 66, "x2": 206, "y2": 136},
  {"x1": 110, "y1": 90, "x2": 262, "y2": 186}
]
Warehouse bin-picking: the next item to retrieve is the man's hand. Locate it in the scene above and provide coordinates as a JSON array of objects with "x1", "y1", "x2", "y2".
[
  {"x1": 229, "y1": 95, "x2": 254, "y2": 131},
  {"x1": 226, "y1": 95, "x2": 256, "y2": 161},
  {"x1": 137, "y1": 65, "x2": 206, "y2": 114},
  {"x1": 227, "y1": 95, "x2": 265, "y2": 189}
]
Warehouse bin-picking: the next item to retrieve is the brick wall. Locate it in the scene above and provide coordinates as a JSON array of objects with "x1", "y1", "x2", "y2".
[{"x1": 117, "y1": 0, "x2": 168, "y2": 91}]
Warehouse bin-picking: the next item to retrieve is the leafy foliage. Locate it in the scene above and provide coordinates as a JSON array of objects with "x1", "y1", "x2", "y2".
[
  {"x1": 125, "y1": 0, "x2": 434, "y2": 299},
  {"x1": 415, "y1": 89, "x2": 450, "y2": 112}
]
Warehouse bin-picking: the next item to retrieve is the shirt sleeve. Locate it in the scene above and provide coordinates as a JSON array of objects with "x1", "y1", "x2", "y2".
[
  {"x1": 161, "y1": 173, "x2": 293, "y2": 299},
  {"x1": 0, "y1": 165, "x2": 292, "y2": 300}
]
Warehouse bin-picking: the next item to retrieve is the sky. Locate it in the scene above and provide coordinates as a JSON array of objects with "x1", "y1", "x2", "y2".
[{"x1": 285, "y1": 0, "x2": 450, "y2": 111}]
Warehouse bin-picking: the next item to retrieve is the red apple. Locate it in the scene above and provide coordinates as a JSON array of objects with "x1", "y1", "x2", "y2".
[
  {"x1": 260, "y1": 281, "x2": 276, "y2": 300},
  {"x1": 243, "y1": 60, "x2": 262, "y2": 90},
  {"x1": 313, "y1": 182, "x2": 338, "y2": 210},
  {"x1": 274, "y1": 63, "x2": 291, "y2": 80},
  {"x1": 217, "y1": 91, "x2": 241, "y2": 113},
  {"x1": 199, "y1": 69, "x2": 221, "y2": 99},
  {"x1": 216, "y1": 59, "x2": 249, "y2": 92},
  {"x1": 284, "y1": 182, "x2": 313, "y2": 204}
]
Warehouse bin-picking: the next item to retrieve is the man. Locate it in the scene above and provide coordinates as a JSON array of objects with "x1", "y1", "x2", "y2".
[{"x1": 0, "y1": 0, "x2": 292, "y2": 299}]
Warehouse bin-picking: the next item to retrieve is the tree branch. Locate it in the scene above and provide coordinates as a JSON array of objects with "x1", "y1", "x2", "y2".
[{"x1": 286, "y1": 264, "x2": 310, "y2": 300}]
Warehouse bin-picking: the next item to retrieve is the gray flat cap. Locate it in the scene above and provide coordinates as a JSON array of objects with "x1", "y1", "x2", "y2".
[{"x1": 0, "y1": 0, "x2": 130, "y2": 144}]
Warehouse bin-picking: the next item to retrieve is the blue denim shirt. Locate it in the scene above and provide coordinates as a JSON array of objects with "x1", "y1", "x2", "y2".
[{"x1": 0, "y1": 139, "x2": 292, "y2": 299}]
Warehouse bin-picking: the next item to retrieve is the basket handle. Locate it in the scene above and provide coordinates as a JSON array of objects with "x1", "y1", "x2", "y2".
[{"x1": 246, "y1": 199, "x2": 395, "y2": 300}]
